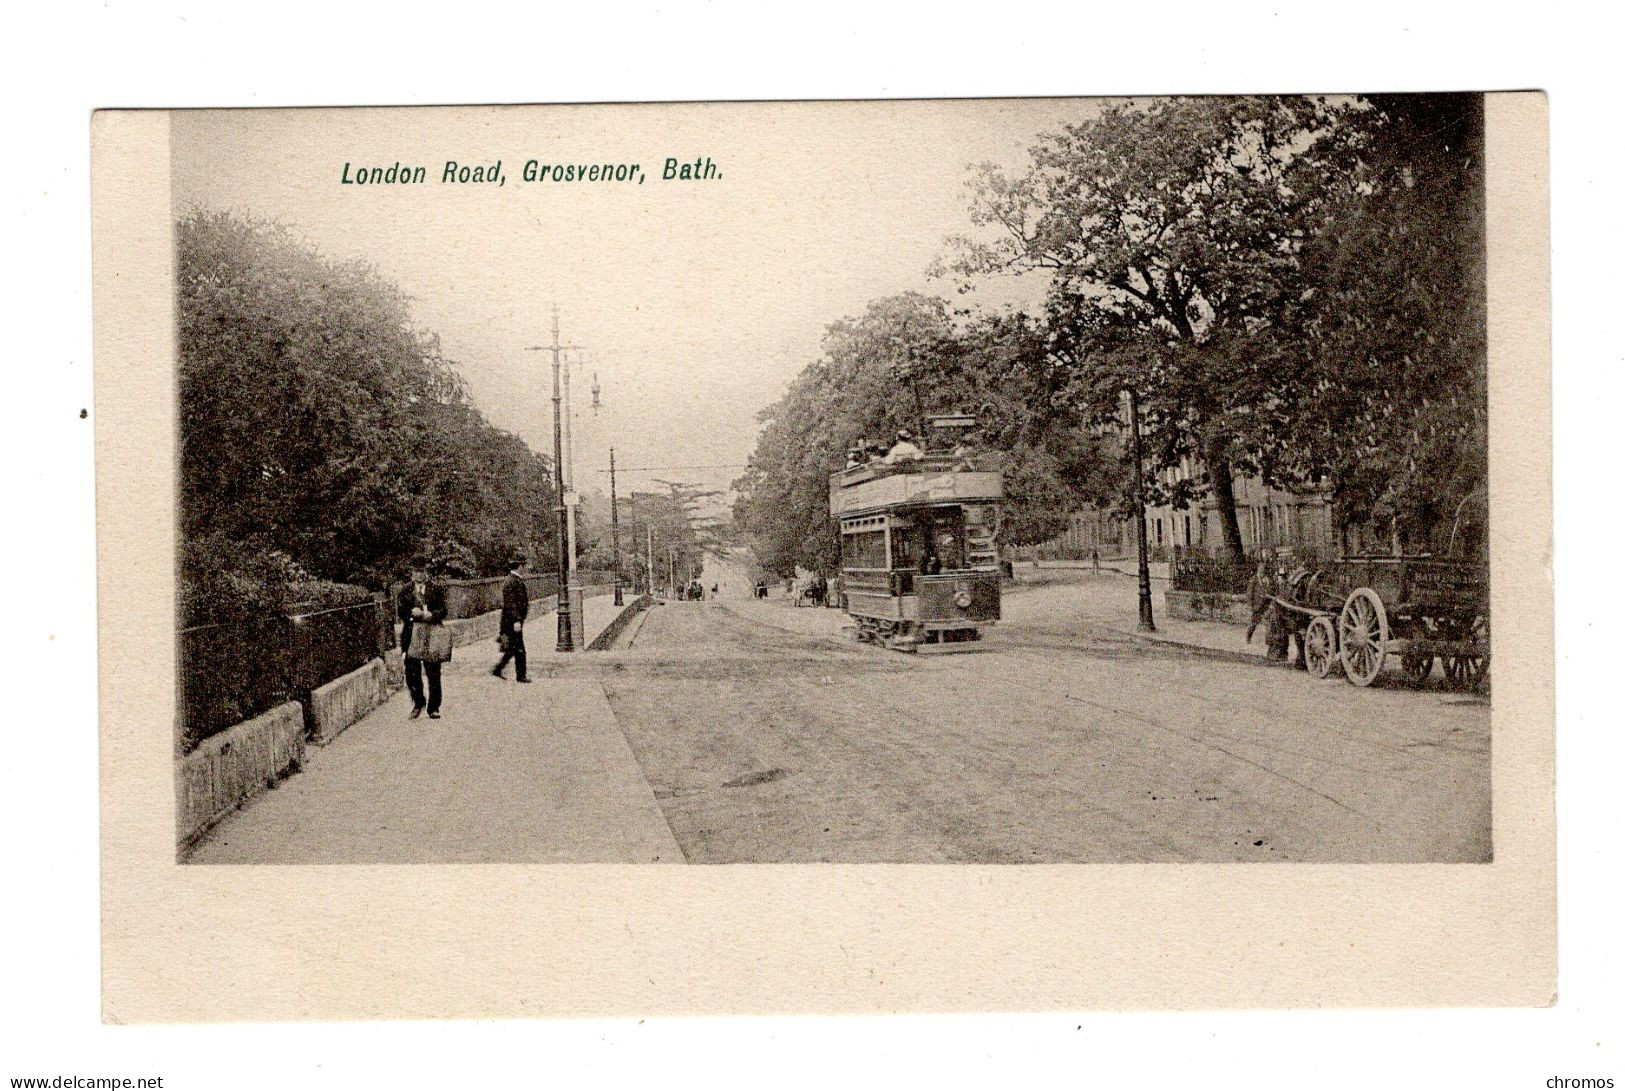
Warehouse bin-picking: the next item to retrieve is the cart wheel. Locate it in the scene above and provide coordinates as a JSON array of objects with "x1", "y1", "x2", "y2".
[
  {"x1": 1338, "y1": 587, "x2": 1389, "y2": 687},
  {"x1": 1304, "y1": 615, "x2": 1341, "y2": 680},
  {"x1": 1401, "y1": 645, "x2": 1435, "y2": 685},
  {"x1": 1444, "y1": 655, "x2": 1487, "y2": 690},
  {"x1": 1444, "y1": 616, "x2": 1489, "y2": 691}
]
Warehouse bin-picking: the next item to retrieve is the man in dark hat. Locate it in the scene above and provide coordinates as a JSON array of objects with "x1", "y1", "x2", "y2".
[
  {"x1": 492, "y1": 557, "x2": 531, "y2": 683},
  {"x1": 398, "y1": 557, "x2": 449, "y2": 718}
]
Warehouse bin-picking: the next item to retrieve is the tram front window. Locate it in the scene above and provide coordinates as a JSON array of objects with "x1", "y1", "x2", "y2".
[
  {"x1": 923, "y1": 510, "x2": 965, "y2": 572},
  {"x1": 889, "y1": 527, "x2": 916, "y2": 571}
]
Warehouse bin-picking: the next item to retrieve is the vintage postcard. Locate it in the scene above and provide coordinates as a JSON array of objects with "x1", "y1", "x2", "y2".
[{"x1": 94, "y1": 94, "x2": 1551, "y2": 1018}]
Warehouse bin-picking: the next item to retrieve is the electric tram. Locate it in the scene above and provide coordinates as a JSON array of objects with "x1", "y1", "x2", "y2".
[{"x1": 829, "y1": 416, "x2": 1004, "y2": 652}]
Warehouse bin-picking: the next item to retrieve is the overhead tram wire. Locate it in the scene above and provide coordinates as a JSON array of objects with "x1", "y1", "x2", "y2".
[{"x1": 593, "y1": 463, "x2": 749, "y2": 474}]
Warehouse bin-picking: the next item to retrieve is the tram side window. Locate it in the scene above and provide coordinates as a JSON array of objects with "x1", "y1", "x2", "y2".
[{"x1": 842, "y1": 530, "x2": 888, "y2": 569}]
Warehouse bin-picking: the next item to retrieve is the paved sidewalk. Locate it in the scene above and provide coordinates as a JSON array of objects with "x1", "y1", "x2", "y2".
[
  {"x1": 189, "y1": 594, "x2": 682, "y2": 864},
  {"x1": 1004, "y1": 570, "x2": 1276, "y2": 664},
  {"x1": 1014, "y1": 557, "x2": 1175, "y2": 583},
  {"x1": 715, "y1": 572, "x2": 1280, "y2": 665},
  {"x1": 527, "y1": 591, "x2": 625, "y2": 654}
]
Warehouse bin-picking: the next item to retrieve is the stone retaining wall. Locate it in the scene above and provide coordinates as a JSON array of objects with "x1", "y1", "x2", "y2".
[
  {"x1": 384, "y1": 646, "x2": 405, "y2": 688},
  {"x1": 176, "y1": 700, "x2": 304, "y2": 853},
  {"x1": 309, "y1": 657, "x2": 387, "y2": 746},
  {"x1": 402, "y1": 592, "x2": 594, "y2": 652},
  {"x1": 444, "y1": 611, "x2": 500, "y2": 647}
]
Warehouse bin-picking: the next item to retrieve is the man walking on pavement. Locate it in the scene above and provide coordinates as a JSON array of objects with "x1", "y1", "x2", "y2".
[
  {"x1": 399, "y1": 558, "x2": 449, "y2": 718},
  {"x1": 492, "y1": 557, "x2": 531, "y2": 683}
]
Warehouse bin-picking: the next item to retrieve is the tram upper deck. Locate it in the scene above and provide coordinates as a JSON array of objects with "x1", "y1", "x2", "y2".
[{"x1": 828, "y1": 454, "x2": 1003, "y2": 519}]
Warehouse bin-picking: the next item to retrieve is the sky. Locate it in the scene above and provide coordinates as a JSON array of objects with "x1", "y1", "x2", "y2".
[{"x1": 171, "y1": 100, "x2": 1101, "y2": 508}]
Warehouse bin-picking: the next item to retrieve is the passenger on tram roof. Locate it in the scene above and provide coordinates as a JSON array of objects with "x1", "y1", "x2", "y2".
[{"x1": 883, "y1": 428, "x2": 924, "y2": 465}]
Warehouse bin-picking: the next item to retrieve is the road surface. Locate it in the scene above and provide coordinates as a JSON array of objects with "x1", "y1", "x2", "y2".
[{"x1": 596, "y1": 585, "x2": 1489, "y2": 863}]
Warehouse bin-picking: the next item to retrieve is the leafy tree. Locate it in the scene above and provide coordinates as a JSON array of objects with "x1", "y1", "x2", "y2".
[
  {"x1": 575, "y1": 481, "x2": 722, "y2": 587},
  {"x1": 655, "y1": 480, "x2": 729, "y2": 558},
  {"x1": 948, "y1": 96, "x2": 1361, "y2": 561},
  {"x1": 177, "y1": 210, "x2": 560, "y2": 614}
]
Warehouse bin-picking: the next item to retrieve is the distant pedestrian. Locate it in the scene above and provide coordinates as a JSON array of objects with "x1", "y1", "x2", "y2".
[
  {"x1": 399, "y1": 559, "x2": 450, "y2": 719},
  {"x1": 1091, "y1": 547, "x2": 1100, "y2": 573},
  {"x1": 491, "y1": 558, "x2": 531, "y2": 683},
  {"x1": 1244, "y1": 558, "x2": 1274, "y2": 646}
]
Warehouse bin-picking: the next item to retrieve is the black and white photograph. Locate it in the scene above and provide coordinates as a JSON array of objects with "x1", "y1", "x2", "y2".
[
  {"x1": 164, "y1": 95, "x2": 1495, "y2": 867},
  {"x1": 19, "y1": 0, "x2": 1616, "y2": 1075},
  {"x1": 79, "y1": 82, "x2": 1558, "y2": 1030}
]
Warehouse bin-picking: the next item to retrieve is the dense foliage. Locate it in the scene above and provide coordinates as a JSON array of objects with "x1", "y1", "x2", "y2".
[
  {"x1": 1282, "y1": 94, "x2": 1488, "y2": 555},
  {"x1": 177, "y1": 211, "x2": 559, "y2": 622}
]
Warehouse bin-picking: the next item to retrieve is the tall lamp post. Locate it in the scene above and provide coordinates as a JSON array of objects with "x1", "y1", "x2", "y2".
[
  {"x1": 1127, "y1": 387, "x2": 1156, "y2": 633},
  {"x1": 525, "y1": 307, "x2": 580, "y2": 651}
]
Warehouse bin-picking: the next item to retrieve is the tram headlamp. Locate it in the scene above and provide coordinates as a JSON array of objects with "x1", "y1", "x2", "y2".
[{"x1": 954, "y1": 590, "x2": 973, "y2": 609}]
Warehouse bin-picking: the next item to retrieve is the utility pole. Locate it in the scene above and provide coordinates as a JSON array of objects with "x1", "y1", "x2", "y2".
[
  {"x1": 647, "y1": 523, "x2": 655, "y2": 599},
  {"x1": 524, "y1": 307, "x2": 581, "y2": 651},
  {"x1": 1127, "y1": 387, "x2": 1156, "y2": 633},
  {"x1": 609, "y1": 447, "x2": 623, "y2": 606},
  {"x1": 562, "y1": 351, "x2": 578, "y2": 575}
]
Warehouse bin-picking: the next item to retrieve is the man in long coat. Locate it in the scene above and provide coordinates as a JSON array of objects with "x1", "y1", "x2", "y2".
[
  {"x1": 398, "y1": 560, "x2": 449, "y2": 718},
  {"x1": 491, "y1": 558, "x2": 531, "y2": 683}
]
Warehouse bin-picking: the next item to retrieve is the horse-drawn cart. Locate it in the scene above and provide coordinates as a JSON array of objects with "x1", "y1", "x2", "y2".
[{"x1": 1270, "y1": 556, "x2": 1489, "y2": 690}]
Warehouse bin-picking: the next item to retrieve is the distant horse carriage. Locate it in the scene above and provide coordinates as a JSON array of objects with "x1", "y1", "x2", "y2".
[{"x1": 794, "y1": 578, "x2": 827, "y2": 608}]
